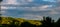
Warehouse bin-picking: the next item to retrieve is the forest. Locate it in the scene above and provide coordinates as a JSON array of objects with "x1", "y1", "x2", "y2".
[{"x1": 0, "y1": 16, "x2": 60, "y2": 27}]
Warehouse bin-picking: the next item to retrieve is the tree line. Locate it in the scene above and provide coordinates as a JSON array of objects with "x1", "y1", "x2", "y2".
[{"x1": 0, "y1": 16, "x2": 60, "y2": 27}]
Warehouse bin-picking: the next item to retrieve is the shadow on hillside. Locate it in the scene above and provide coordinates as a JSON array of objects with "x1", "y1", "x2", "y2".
[{"x1": 0, "y1": 16, "x2": 60, "y2": 27}]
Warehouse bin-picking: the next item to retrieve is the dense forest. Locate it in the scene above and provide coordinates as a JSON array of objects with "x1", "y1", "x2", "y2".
[{"x1": 0, "y1": 16, "x2": 60, "y2": 27}]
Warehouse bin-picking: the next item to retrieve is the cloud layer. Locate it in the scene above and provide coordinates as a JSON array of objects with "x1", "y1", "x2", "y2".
[{"x1": 1, "y1": 0, "x2": 60, "y2": 21}]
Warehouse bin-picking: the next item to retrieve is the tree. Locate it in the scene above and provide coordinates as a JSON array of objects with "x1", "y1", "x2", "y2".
[
  {"x1": 56, "y1": 18, "x2": 60, "y2": 27},
  {"x1": 41, "y1": 16, "x2": 53, "y2": 27},
  {"x1": 10, "y1": 19, "x2": 20, "y2": 27}
]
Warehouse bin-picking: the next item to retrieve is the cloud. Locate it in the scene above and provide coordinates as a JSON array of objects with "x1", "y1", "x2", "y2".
[
  {"x1": 2, "y1": 0, "x2": 19, "y2": 5},
  {"x1": 27, "y1": 0, "x2": 33, "y2": 2},
  {"x1": 2, "y1": 0, "x2": 55, "y2": 6},
  {"x1": 43, "y1": 0, "x2": 56, "y2": 2},
  {"x1": 49, "y1": 5, "x2": 60, "y2": 15},
  {"x1": 40, "y1": 5, "x2": 49, "y2": 8},
  {"x1": 1, "y1": 6, "x2": 8, "y2": 10},
  {"x1": 1, "y1": 0, "x2": 60, "y2": 21},
  {"x1": 1, "y1": 6, "x2": 17, "y2": 10},
  {"x1": 35, "y1": 5, "x2": 52, "y2": 10},
  {"x1": 18, "y1": 14, "x2": 43, "y2": 20},
  {"x1": 6, "y1": 5, "x2": 52, "y2": 11},
  {"x1": 1, "y1": 11, "x2": 5, "y2": 13},
  {"x1": 57, "y1": 0, "x2": 60, "y2": 2},
  {"x1": 17, "y1": 0, "x2": 33, "y2": 3},
  {"x1": 7, "y1": 0, "x2": 16, "y2": 4},
  {"x1": 23, "y1": 5, "x2": 53, "y2": 11},
  {"x1": 8, "y1": 7, "x2": 16, "y2": 9},
  {"x1": 49, "y1": 10, "x2": 59, "y2": 14},
  {"x1": 14, "y1": 5, "x2": 53, "y2": 11}
]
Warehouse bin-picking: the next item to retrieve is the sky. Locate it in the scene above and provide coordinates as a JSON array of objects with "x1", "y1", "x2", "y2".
[{"x1": 1, "y1": 0, "x2": 60, "y2": 21}]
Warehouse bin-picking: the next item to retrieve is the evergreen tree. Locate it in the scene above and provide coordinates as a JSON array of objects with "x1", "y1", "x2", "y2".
[{"x1": 41, "y1": 16, "x2": 53, "y2": 27}]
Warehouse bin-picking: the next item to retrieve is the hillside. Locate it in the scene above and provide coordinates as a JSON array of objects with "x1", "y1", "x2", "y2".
[
  {"x1": 0, "y1": 16, "x2": 42, "y2": 26},
  {"x1": 0, "y1": 16, "x2": 60, "y2": 27}
]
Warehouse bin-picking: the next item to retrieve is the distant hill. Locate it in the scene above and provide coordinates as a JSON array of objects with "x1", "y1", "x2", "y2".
[{"x1": 0, "y1": 16, "x2": 42, "y2": 26}]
